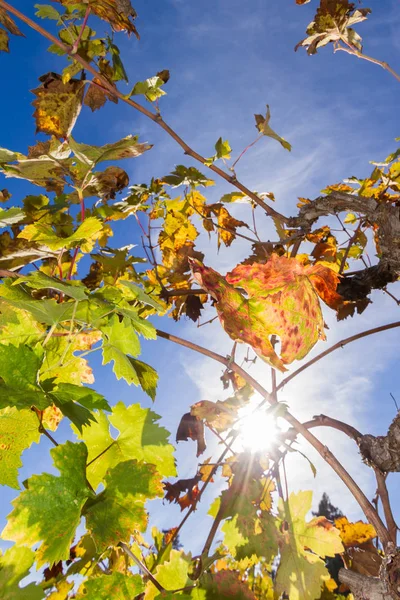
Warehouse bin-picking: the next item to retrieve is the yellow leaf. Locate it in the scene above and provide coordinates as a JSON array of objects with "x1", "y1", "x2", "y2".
[{"x1": 335, "y1": 516, "x2": 376, "y2": 547}]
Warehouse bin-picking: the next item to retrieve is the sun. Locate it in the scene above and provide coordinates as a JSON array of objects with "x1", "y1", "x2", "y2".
[{"x1": 237, "y1": 402, "x2": 280, "y2": 453}]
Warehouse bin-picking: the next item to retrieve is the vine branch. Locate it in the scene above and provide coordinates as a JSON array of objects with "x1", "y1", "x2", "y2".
[{"x1": 0, "y1": 0, "x2": 286, "y2": 222}]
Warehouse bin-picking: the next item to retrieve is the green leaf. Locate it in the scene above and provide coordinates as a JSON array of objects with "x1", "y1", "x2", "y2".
[
  {"x1": 119, "y1": 280, "x2": 164, "y2": 311},
  {"x1": 130, "y1": 73, "x2": 169, "y2": 102},
  {"x1": 1, "y1": 441, "x2": 92, "y2": 567},
  {"x1": 0, "y1": 301, "x2": 44, "y2": 347},
  {"x1": 0, "y1": 207, "x2": 25, "y2": 227},
  {"x1": 73, "y1": 402, "x2": 176, "y2": 489},
  {"x1": 0, "y1": 148, "x2": 25, "y2": 163},
  {"x1": 0, "y1": 407, "x2": 41, "y2": 489},
  {"x1": 0, "y1": 545, "x2": 44, "y2": 600},
  {"x1": 100, "y1": 314, "x2": 141, "y2": 383},
  {"x1": 220, "y1": 192, "x2": 247, "y2": 203},
  {"x1": 129, "y1": 357, "x2": 158, "y2": 400},
  {"x1": 274, "y1": 491, "x2": 343, "y2": 600},
  {"x1": 0, "y1": 280, "x2": 77, "y2": 327},
  {"x1": 144, "y1": 550, "x2": 190, "y2": 600},
  {"x1": 69, "y1": 135, "x2": 152, "y2": 167},
  {"x1": 254, "y1": 105, "x2": 292, "y2": 151},
  {"x1": 85, "y1": 459, "x2": 163, "y2": 550},
  {"x1": 18, "y1": 217, "x2": 103, "y2": 252},
  {"x1": 0, "y1": 344, "x2": 49, "y2": 410},
  {"x1": 50, "y1": 383, "x2": 110, "y2": 432},
  {"x1": 76, "y1": 572, "x2": 144, "y2": 599},
  {"x1": 34, "y1": 4, "x2": 61, "y2": 20},
  {"x1": 14, "y1": 271, "x2": 88, "y2": 301},
  {"x1": 162, "y1": 165, "x2": 215, "y2": 188},
  {"x1": 205, "y1": 138, "x2": 232, "y2": 166}
]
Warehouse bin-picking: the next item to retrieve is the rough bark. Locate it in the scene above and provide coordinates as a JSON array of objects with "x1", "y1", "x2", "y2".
[
  {"x1": 338, "y1": 568, "x2": 393, "y2": 600},
  {"x1": 359, "y1": 414, "x2": 400, "y2": 473},
  {"x1": 288, "y1": 191, "x2": 400, "y2": 302}
]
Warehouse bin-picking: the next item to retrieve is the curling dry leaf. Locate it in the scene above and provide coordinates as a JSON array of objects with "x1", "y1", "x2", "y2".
[{"x1": 190, "y1": 255, "x2": 342, "y2": 371}]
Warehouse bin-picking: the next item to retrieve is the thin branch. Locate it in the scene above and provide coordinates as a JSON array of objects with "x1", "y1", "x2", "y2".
[
  {"x1": 71, "y1": 4, "x2": 90, "y2": 54},
  {"x1": 276, "y1": 321, "x2": 400, "y2": 392},
  {"x1": 156, "y1": 328, "x2": 391, "y2": 547},
  {"x1": 118, "y1": 542, "x2": 166, "y2": 593},
  {"x1": 373, "y1": 468, "x2": 398, "y2": 546},
  {"x1": 335, "y1": 41, "x2": 400, "y2": 84},
  {"x1": 339, "y1": 222, "x2": 362, "y2": 275},
  {"x1": 0, "y1": 0, "x2": 286, "y2": 222},
  {"x1": 284, "y1": 414, "x2": 363, "y2": 443}
]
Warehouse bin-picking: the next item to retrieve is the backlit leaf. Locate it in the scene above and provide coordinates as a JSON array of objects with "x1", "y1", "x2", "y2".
[
  {"x1": 0, "y1": 407, "x2": 41, "y2": 489},
  {"x1": 335, "y1": 516, "x2": 376, "y2": 547},
  {"x1": 74, "y1": 401, "x2": 176, "y2": 489},
  {"x1": 69, "y1": 135, "x2": 152, "y2": 167},
  {"x1": 190, "y1": 255, "x2": 342, "y2": 371},
  {"x1": 85, "y1": 460, "x2": 163, "y2": 550},
  {"x1": 19, "y1": 217, "x2": 103, "y2": 252},
  {"x1": 0, "y1": 546, "x2": 44, "y2": 600},
  {"x1": 76, "y1": 572, "x2": 144, "y2": 599},
  {"x1": 0, "y1": 344, "x2": 49, "y2": 410},
  {"x1": 1, "y1": 442, "x2": 92, "y2": 567}
]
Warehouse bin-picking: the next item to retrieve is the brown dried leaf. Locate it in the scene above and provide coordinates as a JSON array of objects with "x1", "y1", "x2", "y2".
[
  {"x1": 176, "y1": 413, "x2": 206, "y2": 456},
  {"x1": 32, "y1": 73, "x2": 85, "y2": 139}
]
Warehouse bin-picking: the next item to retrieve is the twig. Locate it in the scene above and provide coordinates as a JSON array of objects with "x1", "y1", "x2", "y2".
[
  {"x1": 334, "y1": 41, "x2": 400, "y2": 84},
  {"x1": 276, "y1": 321, "x2": 400, "y2": 392},
  {"x1": 118, "y1": 542, "x2": 166, "y2": 593},
  {"x1": 373, "y1": 468, "x2": 398, "y2": 545},
  {"x1": 283, "y1": 414, "x2": 363, "y2": 443},
  {"x1": 339, "y1": 222, "x2": 362, "y2": 275},
  {"x1": 0, "y1": 0, "x2": 286, "y2": 222}
]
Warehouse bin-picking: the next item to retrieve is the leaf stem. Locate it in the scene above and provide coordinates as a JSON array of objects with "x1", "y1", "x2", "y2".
[
  {"x1": 118, "y1": 542, "x2": 166, "y2": 593},
  {"x1": 0, "y1": 0, "x2": 286, "y2": 222},
  {"x1": 335, "y1": 40, "x2": 400, "y2": 84}
]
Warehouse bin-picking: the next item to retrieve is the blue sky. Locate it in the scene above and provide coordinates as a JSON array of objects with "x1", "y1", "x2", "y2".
[{"x1": 1, "y1": 0, "x2": 400, "y2": 557}]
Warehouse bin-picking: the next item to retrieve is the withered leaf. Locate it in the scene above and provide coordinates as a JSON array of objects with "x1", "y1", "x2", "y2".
[
  {"x1": 190, "y1": 255, "x2": 342, "y2": 371},
  {"x1": 55, "y1": 0, "x2": 139, "y2": 38},
  {"x1": 183, "y1": 294, "x2": 204, "y2": 322},
  {"x1": 84, "y1": 79, "x2": 118, "y2": 112},
  {"x1": 0, "y1": 8, "x2": 24, "y2": 37},
  {"x1": 32, "y1": 73, "x2": 85, "y2": 139},
  {"x1": 164, "y1": 475, "x2": 201, "y2": 511},
  {"x1": 176, "y1": 413, "x2": 206, "y2": 456}
]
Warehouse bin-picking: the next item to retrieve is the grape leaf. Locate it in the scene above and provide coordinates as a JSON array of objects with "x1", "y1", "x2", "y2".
[
  {"x1": 0, "y1": 301, "x2": 44, "y2": 346},
  {"x1": 15, "y1": 271, "x2": 88, "y2": 301},
  {"x1": 19, "y1": 217, "x2": 103, "y2": 252},
  {"x1": 73, "y1": 402, "x2": 176, "y2": 489},
  {"x1": 76, "y1": 572, "x2": 144, "y2": 599},
  {"x1": 85, "y1": 459, "x2": 163, "y2": 550},
  {"x1": 32, "y1": 73, "x2": 85, "y2": 139},
  {"x1": 39, "y1": 333, "x2": 99, "y2": 385},
  {"x1": 130, "y1": 75, "x2": 168, "y2": 102},
  {"x1": 129, "y1": 357, "x2": 158, "y2": 401},
  {"x1": 69, "y1": 135, "x2": 152, "y2": 167},
  {"x1": 0, "y1": 407, "x2": 41, "y2": 489},
  {"x1": 190, "y1": 255, "x2": 342, "y2": 371},
  {"x1": 0, "y1": 207, "x2": 25, "y2": 227},
  {"x1": 1, "y1": 441, "x2": 92, "y2": 567},
  {"x1": 0, "y1": 545, "x2": 44, "y2": 600},
  {"x1": 0, "y1": 344, "x2": 49, "y2": 410},
  {"x1": 49, "y1": 383, "x2": 109, "y2": 432},
  {"x1": 144, "y1": 550, "x2": 190, "y2": 600},
  {"x1": 274, "y1": 491, "x2": 343, "y2": 600},
  {"x1": 100, "y1": 314, "x2": 141, "y2": 381}
]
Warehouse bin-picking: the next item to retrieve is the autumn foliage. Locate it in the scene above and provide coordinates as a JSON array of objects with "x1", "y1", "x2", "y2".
[{"x1": 0, "y1": 1, "x2": 399, "y2": 600}]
